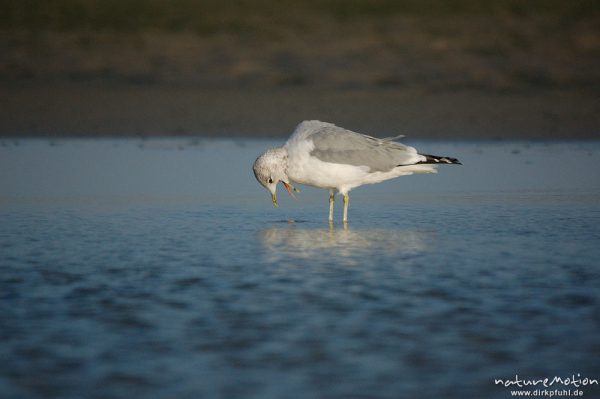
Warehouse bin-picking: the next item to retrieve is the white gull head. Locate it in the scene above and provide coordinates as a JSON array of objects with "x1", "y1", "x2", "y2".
[{"x1": 253, "y1": 148, "x2": 296, "y2": 207}]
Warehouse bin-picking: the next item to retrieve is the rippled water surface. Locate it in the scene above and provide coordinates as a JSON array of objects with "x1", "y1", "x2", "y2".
[{"x1": 1, "y1": 139, "x2": 600, "y2": 398}]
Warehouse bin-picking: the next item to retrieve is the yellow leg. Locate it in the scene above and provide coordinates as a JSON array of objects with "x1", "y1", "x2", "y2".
[
  {"x1": 328, "y1": 190, "x2": 335, "y2": 222},
  {"x1": 343, "y1": 193, "x2": 349, "y2": 223}
]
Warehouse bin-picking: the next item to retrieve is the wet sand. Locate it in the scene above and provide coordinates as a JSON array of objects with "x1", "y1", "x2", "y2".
[{"x1": 1, "y1": 85, "x2": 599, "y2": 139}]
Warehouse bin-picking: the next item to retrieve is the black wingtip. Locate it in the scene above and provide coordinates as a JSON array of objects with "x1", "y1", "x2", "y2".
[{"x1": 418, "y1": 154, "x2": 462, "y2": 165}]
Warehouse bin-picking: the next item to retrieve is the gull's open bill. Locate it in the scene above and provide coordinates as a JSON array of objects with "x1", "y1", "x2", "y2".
[
  {"x1": 272, "y1": 181, "x2": 299, "y2": 207},
  {"x1": 282, "y1": 181, "x2": 297, "y2": 198}
]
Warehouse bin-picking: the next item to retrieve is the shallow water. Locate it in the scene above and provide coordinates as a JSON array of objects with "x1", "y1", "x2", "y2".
[{"x1": 1, "y1": 139, "x2": 600, "y2": 399}]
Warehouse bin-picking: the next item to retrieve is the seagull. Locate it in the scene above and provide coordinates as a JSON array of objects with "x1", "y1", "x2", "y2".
[{"x1": 253, "y1": 120, "x2": 461, "y2": 222}]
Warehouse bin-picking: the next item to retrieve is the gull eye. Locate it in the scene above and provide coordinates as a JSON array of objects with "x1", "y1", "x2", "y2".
[{"x1": 267, "y1": 178, "x2": 273, "y2": 184}]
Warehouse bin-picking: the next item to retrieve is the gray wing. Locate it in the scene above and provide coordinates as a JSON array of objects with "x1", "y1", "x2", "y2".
[{"x1": 307, "y1": 123, "x2": 424, "y2": 172}]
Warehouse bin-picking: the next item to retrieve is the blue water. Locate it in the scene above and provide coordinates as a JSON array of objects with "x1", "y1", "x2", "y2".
[{"x1": 1, "y1": 139, "x2": 600, "y2": 398}]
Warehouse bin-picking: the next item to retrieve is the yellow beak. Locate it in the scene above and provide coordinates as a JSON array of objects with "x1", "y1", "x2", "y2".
[{"x1": 272, "y1": 193, "x2": 278, "y2": 207}]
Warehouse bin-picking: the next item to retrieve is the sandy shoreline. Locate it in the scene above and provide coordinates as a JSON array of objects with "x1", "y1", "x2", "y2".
[
  {"x1": 1, "y1": 85, "x2": 598, "y2": 139},
  {"x1": 2, "y1": 10, "x2": 599, "y2": 139}
]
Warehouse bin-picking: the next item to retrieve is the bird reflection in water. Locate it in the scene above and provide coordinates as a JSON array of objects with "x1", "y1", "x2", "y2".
[{"x1": 259, "y1": 223, "x2": 430, "y2": 266}]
